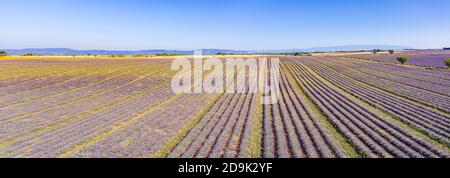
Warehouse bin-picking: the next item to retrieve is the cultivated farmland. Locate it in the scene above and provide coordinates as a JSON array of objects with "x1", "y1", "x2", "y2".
[
  {"x1": 0, "y1": 55, "x2": 449, "y2": 158},
  {"x1": 342, "y1": 50, "x2": 450, "y2": 68}
]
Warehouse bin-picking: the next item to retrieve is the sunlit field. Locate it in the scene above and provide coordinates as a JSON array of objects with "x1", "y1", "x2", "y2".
[{"x1": 0, "y1": 54, "x2": 448, "y2": 158}]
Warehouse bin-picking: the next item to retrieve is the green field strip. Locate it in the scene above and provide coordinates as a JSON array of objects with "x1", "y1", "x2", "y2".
[
  {"x1": 246, "y1": 90, "x2": 263, "y2": 158},
  {"x1": 282, "y1": 60, "x2": 360, "y2": 158}
]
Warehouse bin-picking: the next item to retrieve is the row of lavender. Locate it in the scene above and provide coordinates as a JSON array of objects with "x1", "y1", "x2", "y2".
[
  {"x1": 313, "y1": 57, "x2": 450, "y2": 112},
  {"x1": 262, "y1": 58, "x2": 346, "y2": 158},
  {"x1": 283, "y1": 57, "x2": 448, "y2": 158},
  {"x1": 343, "y1": 50, "x2": 450, "y2": 68},
  {"x1": 297, "y1": 57, "x2": 449, "y2": 146},
  {"x1": 0, "y1": 59, "x2": 177, "y2": 157},
  {"x1": 168, "y1": 63, "x2": 259, "y2": 158}
]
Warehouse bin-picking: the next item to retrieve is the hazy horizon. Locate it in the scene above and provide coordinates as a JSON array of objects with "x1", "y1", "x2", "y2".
[
  {"x1": 1, "y1": 0, "x2": 449, "y2": 50},
  {"x1": 0, "y1": 44, "x2": 417, "y2": 51}
]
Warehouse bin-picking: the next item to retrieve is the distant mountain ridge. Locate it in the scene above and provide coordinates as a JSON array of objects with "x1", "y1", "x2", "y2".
[
  {"x1": 2, "y1": 45, "x2": 412, "y2": 55},
  {"x1": 252, "y1": 45, "x2": 412, "y2": 53},
  {"x1": 2, "y1": 48, "x2": 193, "y2": 55}
]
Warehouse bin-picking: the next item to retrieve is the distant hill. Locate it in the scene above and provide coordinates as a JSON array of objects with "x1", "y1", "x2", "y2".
[
  {"x1": 1, "y1": 48, "x2": 193, "y2": 55},
  {"x1": 1, "y1": 48, "x2": 251, "y2": 55},
  {"x1": 302, "y1": 45, "x2": 411, "y2": 52},
  {"x1": 252, "y1": 45, "x2": 412, "y2": 53},
  {"x1": 2, "y1": 45, "x2": 413, "y2": 55}
]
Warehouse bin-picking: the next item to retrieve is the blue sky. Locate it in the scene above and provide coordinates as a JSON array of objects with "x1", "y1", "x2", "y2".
[{"x1": 1, "y1": 0, "x2": 449, "y2": 50}]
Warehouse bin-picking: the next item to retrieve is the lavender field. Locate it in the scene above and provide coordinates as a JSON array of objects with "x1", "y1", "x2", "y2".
[
  {"x1": 0, "y1": 56, "x2": 448, "y2": 158},
  {"x1": 342, "y1": 50, "x2": 450, "y2": 68}
]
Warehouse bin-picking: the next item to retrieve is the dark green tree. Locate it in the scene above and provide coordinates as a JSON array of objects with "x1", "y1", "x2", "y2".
[
  {"x1": 0, "y1": 50, "x2": 7, "y2": 56},
  {"x1": 396, "y1": 56, "x2": 409, "y2": 65},
  {"x1": 388, "y1": 50, "x2": 395, "y2": 54},
  {"x1": 444, "y1": 58, "x2": 450, "y2": 68}
]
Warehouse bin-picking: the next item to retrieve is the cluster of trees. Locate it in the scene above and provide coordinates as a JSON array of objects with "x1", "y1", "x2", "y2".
[
  {"x1": 156, "y1": 53, "x2": 181, "y2": 56},
  {"x1": 216, "y1": 52, "x2": 236, "y2": 55},
  {"x1": 0, "y1": 50, "x2": 7, "y2": 56},
  {"x1": 372, "y1": 49, "x2": 382, "y2": 54},
  {"x1": 293, "y1": 52, "x2": 312, "y2": 56},
  {"x1": 132, "y1": 54, "x2": 148, "y2": 57},
  {"x1": 110, "y1": 55, "x2": 125, "y2": 57},
  {"x1": 372, "y1": 49, "x2": 395, "y2": 55},
  {"x1": 281, "y1": 52, "x2": 312, "y2": 56}
]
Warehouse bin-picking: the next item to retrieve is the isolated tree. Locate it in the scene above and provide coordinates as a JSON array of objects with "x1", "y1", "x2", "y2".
[
  {"x1": 0, "y1": 50, "x2": 7, "y2": 56},
  {"x1": 445, "y1": 58, "x2": 450, "y2": 68},
  {"x1": 396, "y1": 56, "x2": 409, "y2": 65},
  {"x1": 388, "y1": 50, "x2": 395, "y2": 54},
  {"x1": 24, "y1": 53, "x2": 33, "y2": 56}
]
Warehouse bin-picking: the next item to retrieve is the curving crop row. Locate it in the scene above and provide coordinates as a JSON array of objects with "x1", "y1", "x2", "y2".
[
  {"x1": 70, "y1": 93, "x2": 217, "y2": 158},
  {"x1": 261, "y1": 59, "x2": 346, "y2": 158},
  {"x1": 0, "y1": 63, "x2": 174, "y2": 120},
  {"x1": 0, "y1": 73, "x2": 168, "y2": 144},
  {"x1": 0, "y1": 81, "x2": 176, "y2": 157},
  {"x1": 168, "y1": 64, "x2": 258, "y2": 158},
  {"x1": 342, "y1": 51, "x2": 450, "y2": 69},
  {"x1": 309, "y1": 57, "x2": 450, "y2": 112},
  {"x1": 0, "y1": 62, "x2": 149, "y2": 103},
  {"x1": 297, "y1": 58, "x2": 450, "y2": 145},
  {"x1": 335, "y1": 57, "x2": 450, "y2": 86},
  {"x1": 0, "y1": 61, "x2": 111, "y2": 90},
  {"x1": 326, "y1": 57, "x2": 450, "y2": 96},
  {"x1": 282, "y1": 57, "x2": 448, "y2": 158}
]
